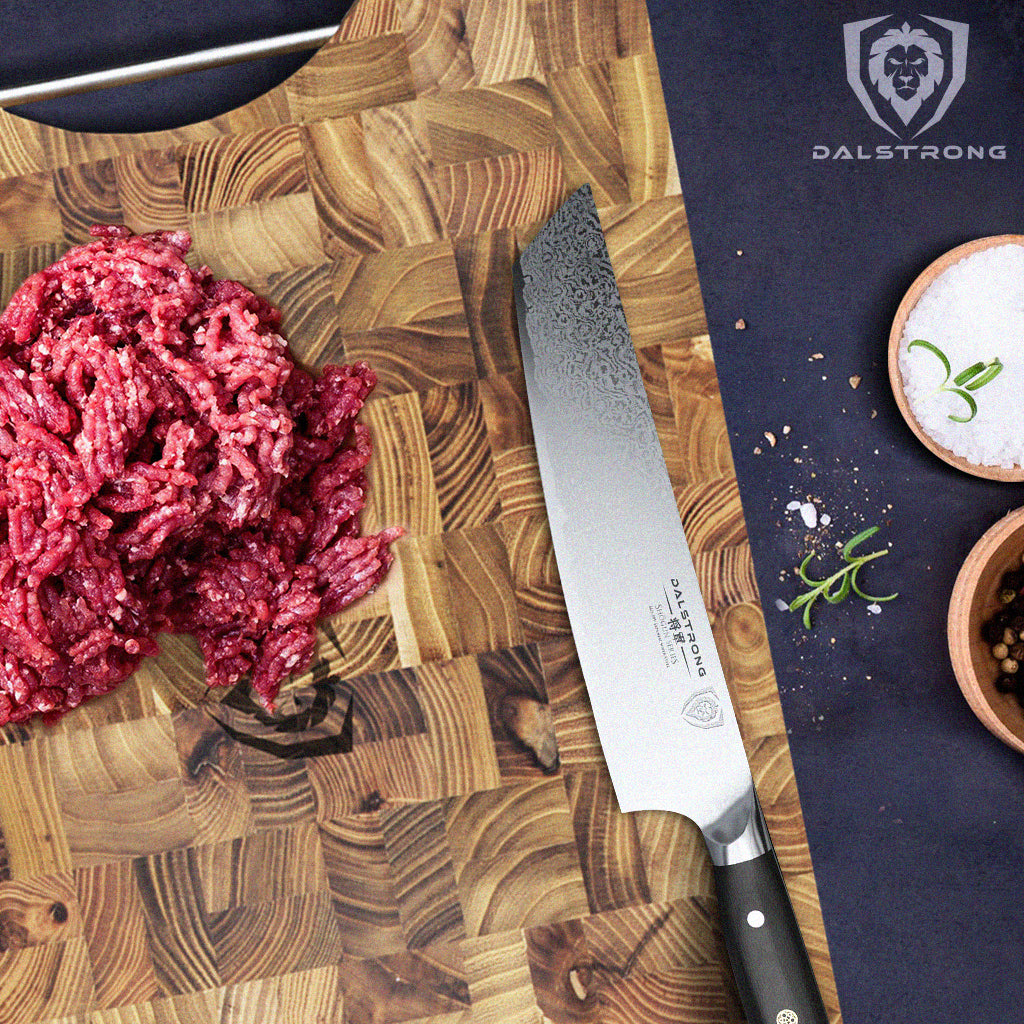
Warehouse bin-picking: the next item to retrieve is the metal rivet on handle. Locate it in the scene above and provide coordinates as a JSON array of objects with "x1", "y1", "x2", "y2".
[
  {"x1": 776, "y1": 1010, "x2": 798, "y2": 1024},
  {"x1": 746, "y1": 909, "x2": 765, "y2": 928}
]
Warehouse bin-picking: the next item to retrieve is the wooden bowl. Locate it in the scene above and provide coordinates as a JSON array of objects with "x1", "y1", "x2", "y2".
[
  {"x1": 948, "y1": 506, "x2": 1024, "y2": 754},
  {"x1": 888, "y1": 234, "x2": 1024, "y2": 481}
]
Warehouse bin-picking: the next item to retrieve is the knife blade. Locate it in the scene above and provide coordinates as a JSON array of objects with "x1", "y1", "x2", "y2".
[{"x1": 513, "y1": 184, "x2": 828, "y2": 1024}]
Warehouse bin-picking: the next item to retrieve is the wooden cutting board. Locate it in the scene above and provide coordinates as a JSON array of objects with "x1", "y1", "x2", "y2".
[{"x1": 0, "y1": 2, "x2": 842, "y2": 1022}]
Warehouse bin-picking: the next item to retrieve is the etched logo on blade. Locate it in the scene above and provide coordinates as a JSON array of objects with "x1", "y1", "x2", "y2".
[
  {"x1": 844, "y1": 15, "x2": 967, "y2": 139},
  {"x1": 682, "y1": 687, "x2": 724, "y2": 729}
]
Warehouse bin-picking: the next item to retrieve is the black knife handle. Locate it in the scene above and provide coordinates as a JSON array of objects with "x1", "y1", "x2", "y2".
[{"x1": 712, "y1": 850, "x2": 829, "y2": 1024}]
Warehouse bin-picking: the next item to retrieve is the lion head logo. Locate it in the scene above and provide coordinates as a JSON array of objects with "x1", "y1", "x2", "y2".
[
  {"x1": 868, "y1": 23, "x2": 944, "y2": 125},
  {"x1": 845, "y1": 15, "x2": 968, "y2": 139}
]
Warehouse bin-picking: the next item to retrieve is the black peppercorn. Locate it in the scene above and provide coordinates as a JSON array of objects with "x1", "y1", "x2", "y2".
[
  {"x1": 995, "y1": 673, "x2": 1016, "y2": 694},
  {"x1": 983, "y1": 618, "x2": 1005, "y2": 644},
  {"x1": 1002, "y1": 569, "x2": 1024, "y2": 592}
]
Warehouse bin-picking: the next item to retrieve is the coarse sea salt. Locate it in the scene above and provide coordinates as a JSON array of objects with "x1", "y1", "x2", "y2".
[{"x1": 898, "y1": 243, "x2": 1024, "y2": 468}]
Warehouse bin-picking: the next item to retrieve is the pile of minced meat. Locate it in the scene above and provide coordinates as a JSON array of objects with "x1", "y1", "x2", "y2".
[{"x1": 0, "y1": 226, "x2": 401, "y2": 725}]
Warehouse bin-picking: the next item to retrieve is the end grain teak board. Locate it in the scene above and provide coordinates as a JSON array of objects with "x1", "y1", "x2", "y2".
[{"x1": 0, "y1": 2, "x2": 841, "y2": 1022}]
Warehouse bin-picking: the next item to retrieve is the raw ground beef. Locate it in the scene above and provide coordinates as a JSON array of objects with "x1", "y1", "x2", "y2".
[{"x1": 0, "y1": 225, "x2": 402, "y2": 725}]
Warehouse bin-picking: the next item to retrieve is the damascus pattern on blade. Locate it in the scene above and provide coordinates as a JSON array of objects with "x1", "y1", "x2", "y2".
[{"x1": 516, "y1": 184, "x2": 665, "y2": 484}]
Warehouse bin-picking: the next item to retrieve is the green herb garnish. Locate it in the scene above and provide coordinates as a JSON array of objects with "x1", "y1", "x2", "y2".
[
  {"x1": 908, "y1": 339, "x2": 1002, "y2": 423},
  {"x1": 788, "y1": 526, "x2": 897, "y2": 628}
]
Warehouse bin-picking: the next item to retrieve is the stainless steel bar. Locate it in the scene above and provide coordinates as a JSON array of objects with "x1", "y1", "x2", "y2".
[{"x1": 0, "y1": 25, "x2": 338, "y2": 107}]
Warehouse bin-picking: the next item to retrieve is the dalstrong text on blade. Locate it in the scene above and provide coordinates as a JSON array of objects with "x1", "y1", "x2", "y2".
[{"x1": 649, "y1": 576, "x2": 710, "y2": 677}]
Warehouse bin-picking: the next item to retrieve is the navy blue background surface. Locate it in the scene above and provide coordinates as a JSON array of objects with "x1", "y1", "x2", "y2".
[
  {"x1": 648, "y1": 2, "x2": 1024, "y2": 1020},
  {"x1": 0, "y1": 1, "x2": 351, "y2": 132}
]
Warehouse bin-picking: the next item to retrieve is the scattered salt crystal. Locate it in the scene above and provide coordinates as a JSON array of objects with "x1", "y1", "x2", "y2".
[
  {"x1": 898, "y1": 243, "x2": 1024, "y2": 467},
  {"x1": 775, "y1": 598, "x2": 790, "y2": 611},
  {"x1": 867, "y1": 603, "x2": 882, "y2": 615},
  {"x1": 785, "y1": 500, "x2": 818, "y2": 529},
  {"x1": 735, "y1": 318, "x2": 746, "y2": 330},
  {"x1": 849, "y1": 375, "x2": 861, "y2": 389},
  {"x1": 764, "y1": 431, "x2": 777, "y2": 447}
]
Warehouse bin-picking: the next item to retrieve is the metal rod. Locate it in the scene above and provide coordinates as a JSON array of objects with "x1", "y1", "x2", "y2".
[{"x1": 0, "y1": 25, "x2": 338, "y2": 107}]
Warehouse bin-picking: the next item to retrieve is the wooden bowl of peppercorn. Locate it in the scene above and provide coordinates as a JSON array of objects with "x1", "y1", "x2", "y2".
[{"x1": 948, "y1": 506, "x2": 1024, "y2": 754}]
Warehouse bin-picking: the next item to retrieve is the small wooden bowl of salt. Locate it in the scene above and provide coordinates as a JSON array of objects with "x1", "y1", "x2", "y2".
[
  {"x1": 888, "y1": 234, "x2": 1024, "y2": 480},
  {"x1": 948, "y1": 506, "x2": 1024, "y2": 754}
]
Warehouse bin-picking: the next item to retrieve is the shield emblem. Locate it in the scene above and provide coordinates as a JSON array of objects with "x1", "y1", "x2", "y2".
[
  {"x1": 844, "y1": 15, "x2": 968, "y2": 139},
  {"x1": 682, "y1": 687, "x2": 725, "y2": 729}
]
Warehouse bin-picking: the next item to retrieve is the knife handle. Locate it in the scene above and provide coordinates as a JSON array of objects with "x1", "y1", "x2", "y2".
[{"x1": 712, "y1": 849, "x2": 829, "y2": 1024}]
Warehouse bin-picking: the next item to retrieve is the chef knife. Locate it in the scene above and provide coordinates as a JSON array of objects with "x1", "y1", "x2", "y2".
[{"x1": 513, "y1": 184, "x2": 828, "y2": 1024}]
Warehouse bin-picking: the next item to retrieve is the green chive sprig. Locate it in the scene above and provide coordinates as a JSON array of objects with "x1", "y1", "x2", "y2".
[
  {"x1": 788, "y1": 526, "x2": 897, "y2": 628},
  {"x1": 908, "y1": 338, "x2": 1002, "y2": 423}
]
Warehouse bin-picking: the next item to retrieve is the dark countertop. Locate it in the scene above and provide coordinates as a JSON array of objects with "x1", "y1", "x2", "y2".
[
  {"x1": 0, "y1": 0, "x2": 350, "y2": 133},
  {"x1": 650, "y1": 1, "x2": 1024, "y2": 1020}
]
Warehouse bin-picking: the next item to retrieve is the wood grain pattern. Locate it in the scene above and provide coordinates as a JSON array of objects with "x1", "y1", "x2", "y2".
[
  {"x1": 397, "y1": 0, "x2": 477, "y2": 93},
  {"x1": 0, "y1": 871, "x2": 79, "y2": 953},
  {"x1": 440, "y1": 145, "x2": 565, "y2": 240},
  {"x1": 332, "y1": 240, "x2": 465, "y2": 330},
  {"x1": 0, "y1": 2, "x2": 841, "y2": 1020},
  {"x1": 445, "y1": 779, "x2": 590, "y2": 936},
  {"x1": 319, "y1": 813, "x2": 406, "y2": 957},
  {"x1": 462, "y1": 930, "x2": 541, "y2": 1024},
  {"x1": 208, "y1": 892, "x2": 343, "y2": 984},
  {"x1": 193, "y1": 822, "x2": 326, "y2": 913},
  {"x1": 564, "y1": 770, "x2": 651, "y2": 913},
  {"x1": 172, "y1": 708, "x2": 252, "y2": 846},
  {"x1": 178, "y1": 125, "x2": 307, "y2": 214},
  {"x1": 0, "y1": 937, "x2": 96, "y2": 1023},
  {"x1": 381, "y1": 800, "x2": 466, "y2": 948},
  {"x1": 443, "y1": 527, "x2": 523, "y2": 653},
  {"x1": 0, "y1": 171, "x2": 61, "y2": 247},
  {"x1": 580, "y1": 898, "x2": 721, "y2": 976},
  {"x1": 502, "y1": 513, "x2": 571, "y2": 639},
  {"x1": 422, "y1": 381, "x2": 502, "y2": 530},
  {"x1": 464, "y1": 0, "x2": 543, "y2": 85},
  {"x1": 454, "y1": 230, "x2": 520, "y2": 377},
  {"x1": 0, "y1": 240, "x2": 64, "y2": 307},
  {"x1": 0, "y1": 742, "x2": 71, "y2": 878},
  {"x1": 634, "y1": 810, "x2": 712, "y2": 902},
  {"x1": 75, "y1": 860, "x2": 159, "y2": 1008},
  {"x1": 284, "y1": 34, "x2": 417, "y2": 123},
  {"x1": 300, "y1": 116, "x2": 386, "y2": 257},
  {"x1": 362, "y1": 101, "x2": 450, "y2": 247},
  {"x1": 417, "y1": 658, "x2": 501, "y2": 796},
  {"x1": 540, "y1": 637, "x2": 606, "y2": 770},
  {"x1": 306, "y1": 733, "x2": 439, "y2": 818},
  {"x1": 112, "y1": 148, "x2": 188, "y2": 232},
  {"x1": 424, "y1": 79, "x2": 554, "y2": 166},
  {"x1": 548, "y1": 63, "x2": 630, "y2": 205},
  {"x1": 53, "y1": 158, "x2": 122, "y2": 242}
]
